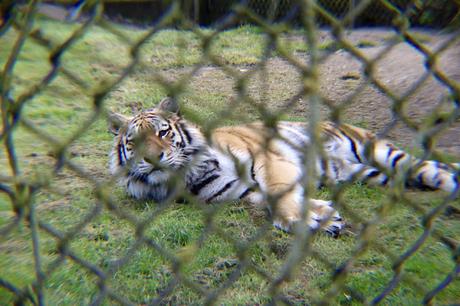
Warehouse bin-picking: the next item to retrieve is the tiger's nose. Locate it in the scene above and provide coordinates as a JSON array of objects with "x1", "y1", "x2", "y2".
[{"x1": 144, "y1": 152, "x2": 163, "y2": 164}]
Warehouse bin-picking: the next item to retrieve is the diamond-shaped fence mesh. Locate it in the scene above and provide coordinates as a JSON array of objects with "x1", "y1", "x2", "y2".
[{"x1": 1, "y1": 0, "x2": 460, "y2": 305}]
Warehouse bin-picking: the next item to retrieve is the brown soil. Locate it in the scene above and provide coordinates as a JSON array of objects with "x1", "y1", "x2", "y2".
[
  {"x1": 178, "y1": 29, "x2": 460, "y2": 157},
  {"x1": 314, "y1": 29, "x2": 460, "y2": 157},
  {"x1": 35, "y1": 3, "x2": 460, "y2": 156},
  {"x1": 40, "y1": 4, "x2": 460, "y2": 156}
]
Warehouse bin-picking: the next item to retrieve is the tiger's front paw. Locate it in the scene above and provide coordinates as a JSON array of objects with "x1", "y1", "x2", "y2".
[
  {"x1": 322, "y1": 215, "x2": 344, "y2": 238},
  {"x1": 272, "y1": 201, "x2": 345, "y2": 238},
  {"x1": 273, "y1": 215, "x2": 344, "y2": 237},
  {"x1": 310, "y1": 200, "x2": 344, "y2": 238}
]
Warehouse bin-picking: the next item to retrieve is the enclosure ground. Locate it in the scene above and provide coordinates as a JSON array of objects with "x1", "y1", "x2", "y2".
[{"x1": 1, "y1": 17, "x2": 459, "y2": 305}]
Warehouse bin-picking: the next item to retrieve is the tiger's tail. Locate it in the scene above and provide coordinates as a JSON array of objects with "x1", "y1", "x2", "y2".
[
  {"x1": 321, "y1": 123, "x2": 459, "y2": 194},
  {"x1": 366, "y1": 141, "x2": 459, "y2": 194}
]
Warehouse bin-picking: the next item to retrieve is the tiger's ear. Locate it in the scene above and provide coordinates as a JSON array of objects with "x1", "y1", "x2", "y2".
[
  {"x1": 156, "y1": 97, "x2": 180, "y2": 114},
  {"x1": 108, "y1": 111, "x2": 130, "y2": 135}
]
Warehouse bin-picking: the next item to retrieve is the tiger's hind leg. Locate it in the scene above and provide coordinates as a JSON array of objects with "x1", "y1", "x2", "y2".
[{"x1": 259, "y1": 154, "x2": 344, "y2": 236}]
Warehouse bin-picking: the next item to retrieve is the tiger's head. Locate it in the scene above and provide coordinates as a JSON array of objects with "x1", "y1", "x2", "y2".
[{"x1": 108, "y1": 97, "x2": 205, "y2": 201}]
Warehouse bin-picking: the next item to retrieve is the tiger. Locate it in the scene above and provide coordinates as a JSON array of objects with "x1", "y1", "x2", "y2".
[{"x1": 108, "y1": 97, "x2": 459, "y2": 237}]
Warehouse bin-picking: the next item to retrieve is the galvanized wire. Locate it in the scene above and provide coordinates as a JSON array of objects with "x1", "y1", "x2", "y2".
[{"x1": 1, "y1": 0, "x2": 460, "y2": 305}]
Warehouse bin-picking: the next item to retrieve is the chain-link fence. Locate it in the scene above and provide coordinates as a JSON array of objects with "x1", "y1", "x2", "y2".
[
  {"x1": 242, "y1": 0, "x2": 460, "y2": 27},
  {"x1": 98, "y1": 0, "x2": 460, "y2": 27},
  {"x1": 1, "y1": 0, "x2": 460, "y2": 305}
]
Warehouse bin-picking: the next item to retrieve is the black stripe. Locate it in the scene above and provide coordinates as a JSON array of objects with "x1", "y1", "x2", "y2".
[
  {"x1": 197, "y1": 160, "x2": 220, "y2": 176},
  {"x1": 190, "y1": 174, "x2": 220, "y2": 195},
  {"x1": 391, "y1": 153, "x2": 405, "y2": 168},
  {"x1": 180, "y1": 123, "x2": 193, "y2": 144},
  {"x1": 434, "y1": 172, "x2": 442, "y2": 188},
  {"x1": 435, "y1": 161, "x2": 449, "y2": 171},
  {"x1": 339, "y1": 128, "x2": 362, "y2": 163},
  {"x1": 238, "y1": 187, "x2": 253, "y2": 199},
  {"x1": 207, "y1": 159, "x2": 220, "y2": 169},
  {"x1": 206, "y1": 179, "x2": 238, "y2": 203},
  {"x1": 199, "y1": 168, "x2": 219, "y2": 180},
  {"x1": 121, "y1": 142, "x2": 129, "y2": 163},
  {"x1": 367, "y1": 170, "x2": 381, "y2": 178},
  {"x1": 174, "y1": 123, "x2": 186, "y2": 148},
  {"x1": 386, "y1": 146, "x2": 395, "y2": 161},
  {"x1": 381, "y1": 176, "x2": 389, "y2": 186},
  {"x1": 117, "y1": 143, "x2": 125, "y2": 166},
  {"x1": 417, "y1": 172, "x2": 425, "y2": 186},
  {"x1": 250, "y1": 159, "x2": 256, "y2": 181}
]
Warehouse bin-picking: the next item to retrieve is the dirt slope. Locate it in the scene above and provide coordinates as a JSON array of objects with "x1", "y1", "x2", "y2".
[{"x1": 182, "y1": 29, "x2": 460, "y2": 157}]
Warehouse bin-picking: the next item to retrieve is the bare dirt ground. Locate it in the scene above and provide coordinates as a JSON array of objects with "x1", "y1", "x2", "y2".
[
  {"x1": 178, "y1": 28, "x2": 460, "y2": 157},
  {"x1": 314, "y1": 29, "x2": 460, "y2": 157},
  {"x1": 37, "y1": 3, "x2": 459, "y2": 156},
  {"x1": 37, "y1": 4, "x2": 460, "y2": 156}
]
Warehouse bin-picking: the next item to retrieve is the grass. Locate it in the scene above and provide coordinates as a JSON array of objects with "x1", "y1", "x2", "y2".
[{"x1": 1, "y1": 16, "x2": 460, "y2": 305}]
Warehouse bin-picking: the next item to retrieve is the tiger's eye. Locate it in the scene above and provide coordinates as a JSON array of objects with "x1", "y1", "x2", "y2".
[{"x1": 159, "y1": 130, "x2": 169, "y2": 138}]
